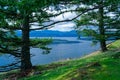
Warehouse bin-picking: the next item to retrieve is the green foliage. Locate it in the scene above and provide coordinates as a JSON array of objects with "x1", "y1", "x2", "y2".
[
  {"x1": 30, "y1": 38, "x2": 52, "y2": 54},
  {"x1": 82, "y1": 29, "x2": 97, "y2": 37},
  {"x1": 30, "y1": 38, "x2": 52, "y2": 46},
  {"x1": 0, "y1": 0, "x2": 64, "y2": 71},
  {"x1": 0, "y1": 0, "x2": 63, "y2": 52},
  {"x1": 0, "y1": 30, "x2": 21, "y2": 56},
  {"x1": 75, "y1": 0, "x2": 120, "y2": 51}
]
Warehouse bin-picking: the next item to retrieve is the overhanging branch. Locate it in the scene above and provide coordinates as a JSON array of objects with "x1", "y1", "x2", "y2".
[
  {"x1": 0, "y1": 61, "x2": 20, "y2": 72},
  {"x1": 0, "y1": 45, "x2": 21, "y2": 57},
  {"x1": 30, "y1": 6, "x2": 99, "y2": 30}
]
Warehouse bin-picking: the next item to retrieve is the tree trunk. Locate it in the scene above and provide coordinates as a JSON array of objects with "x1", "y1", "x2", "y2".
[
  {"x1": 21, "y1": 15, "x2": 32, "y2": 72},
  {"x1": 100, "y1": 40, "x2": 107, "y2": 52},
  {"x1": 98, "y1": 2, "x2": 107, "y2": 52}
]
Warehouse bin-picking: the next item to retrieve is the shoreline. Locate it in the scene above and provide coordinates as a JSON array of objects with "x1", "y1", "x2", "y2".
[
  {"x1": 0, "y1": 40, "x2": 116, "y2": 74},
  {"x1": 0, "y1": 40, "x2": 120, "y2": 80}
]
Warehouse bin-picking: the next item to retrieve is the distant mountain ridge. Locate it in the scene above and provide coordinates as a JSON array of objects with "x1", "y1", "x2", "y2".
[{"x1": 16, "y1": 30, "x2": 78, "y2": 37}]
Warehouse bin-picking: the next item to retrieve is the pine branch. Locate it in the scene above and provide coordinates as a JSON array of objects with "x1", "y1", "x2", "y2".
[
  {"x1": 30, "y1": 6, "x2": 100, "y2": 30},
  {"x1": 0, "y1": 45, "x2": 21, "y2": 57},
  {"x1": 0, "y1": 61, "x2": 20, "y2": 72},
  {"x1": 0, "y1": 8, "x2": 22, "y2": 19}
]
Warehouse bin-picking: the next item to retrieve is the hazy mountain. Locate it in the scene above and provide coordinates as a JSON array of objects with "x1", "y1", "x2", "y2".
[
  {"x1": 15, "y1": 30, "x2": 116, "y2": 40},
  {"x1": 16, "y1": 30, "x2": 78, "y2": 37}
]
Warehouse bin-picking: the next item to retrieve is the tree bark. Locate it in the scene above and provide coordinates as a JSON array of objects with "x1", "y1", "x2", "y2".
[
  {"x1": 21, "y1": 15, "x2": 32, "y2": 72},
  {"x1": 98, "y1": 2, "x2": 107, "y2": 52}
]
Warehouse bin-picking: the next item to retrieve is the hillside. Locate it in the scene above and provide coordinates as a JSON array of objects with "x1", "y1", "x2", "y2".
[
  {"x1": 16, "y1": 30, "x2": 78, "y2": 37},
  {"x1": 15, "y1": 30, "x2": 118, "y2": 40},
  {"x1": 1, "y1": 40, "x2": 120, "y2": 80}
]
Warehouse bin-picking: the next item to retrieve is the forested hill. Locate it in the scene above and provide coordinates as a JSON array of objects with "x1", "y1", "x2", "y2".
[{"x1": 16, "y1": 30, "x2": 78, "y2": 37}]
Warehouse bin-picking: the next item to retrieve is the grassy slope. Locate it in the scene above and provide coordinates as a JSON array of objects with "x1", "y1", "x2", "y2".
[
  {"x1": 21, "y1": 40, "x2": 120, "y2": 80},
  {"x1": 1, "y1": 40, "x2": 120, "y2": 80}
]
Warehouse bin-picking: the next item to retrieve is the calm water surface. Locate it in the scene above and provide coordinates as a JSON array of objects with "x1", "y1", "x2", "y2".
[
  {"x1": 31, "y1": 37, "x2": 100, "y2": 65},
  {"x1": 0, "y1": 37, "x2": 110, "y2": 69}
]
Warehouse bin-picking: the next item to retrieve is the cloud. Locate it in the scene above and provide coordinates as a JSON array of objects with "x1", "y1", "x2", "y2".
[
  {"x1": 48, "y1": 11, "x2": 76, "y2": 31},
  {"x1": 31, "y1": 6, "x2": 77, "y2": 32},
  {"x1": 50, "y1": 12, "x2": 76, "y2": 21},
  {"x1": 49, "y1": 22, "x2": 75, "y2": 32}
]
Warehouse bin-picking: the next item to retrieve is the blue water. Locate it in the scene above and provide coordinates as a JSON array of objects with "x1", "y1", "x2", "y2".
[
  {"x1": 0, "y1": 37, "x2": 112, "y2": 71},
  {"x1": 31, "y1": 37, "x2": 100, "y2": 65}
]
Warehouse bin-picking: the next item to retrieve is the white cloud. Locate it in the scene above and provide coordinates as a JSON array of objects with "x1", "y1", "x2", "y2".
[
  {"x1": 50, "y1": 12, "x2": 76, "y2": 21},
  {"x1": 49, "y1": 22, "x2": 75, "y2": 32},
  {"x1": 31, "y1": 6, "x2": 77, "y2": 32},
  {"x1": 48, "y1": 11, "x2": 76, "y2": 31},
  {"x1": 31, "y1": 12, "x2": 76, "y2": 31}
]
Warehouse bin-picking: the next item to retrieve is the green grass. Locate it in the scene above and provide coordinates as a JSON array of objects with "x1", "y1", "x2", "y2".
[{"x1": 1, "y1": 40, "x2": 120, "y2": 80}]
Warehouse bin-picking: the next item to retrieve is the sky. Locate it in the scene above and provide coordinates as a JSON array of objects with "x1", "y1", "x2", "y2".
[
  {"x1": 49, "y1": 12, "x2": 76, "y2": 32},
  {"x1": 31, "y1": 12, "x2": 76, "y2": 32},
  {"x1": 46, "y1": 5, "x2": 78, "y2": 32},
  {"x1": 31, "y1": 5, "x2": 77, "y2": 32}
]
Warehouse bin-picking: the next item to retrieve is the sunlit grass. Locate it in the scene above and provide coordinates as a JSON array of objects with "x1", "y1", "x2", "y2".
[{"x1": 107, "y1": 40, "x2": 120, "y2": 49}]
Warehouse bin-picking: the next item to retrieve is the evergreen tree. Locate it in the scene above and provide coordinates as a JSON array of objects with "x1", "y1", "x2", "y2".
[
  {"x1": 75, "y1": 0, "x2": 120, "y2": 51},
  {"x1": 0, "y1": 0, "x2": 62, "y2": 73}
]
